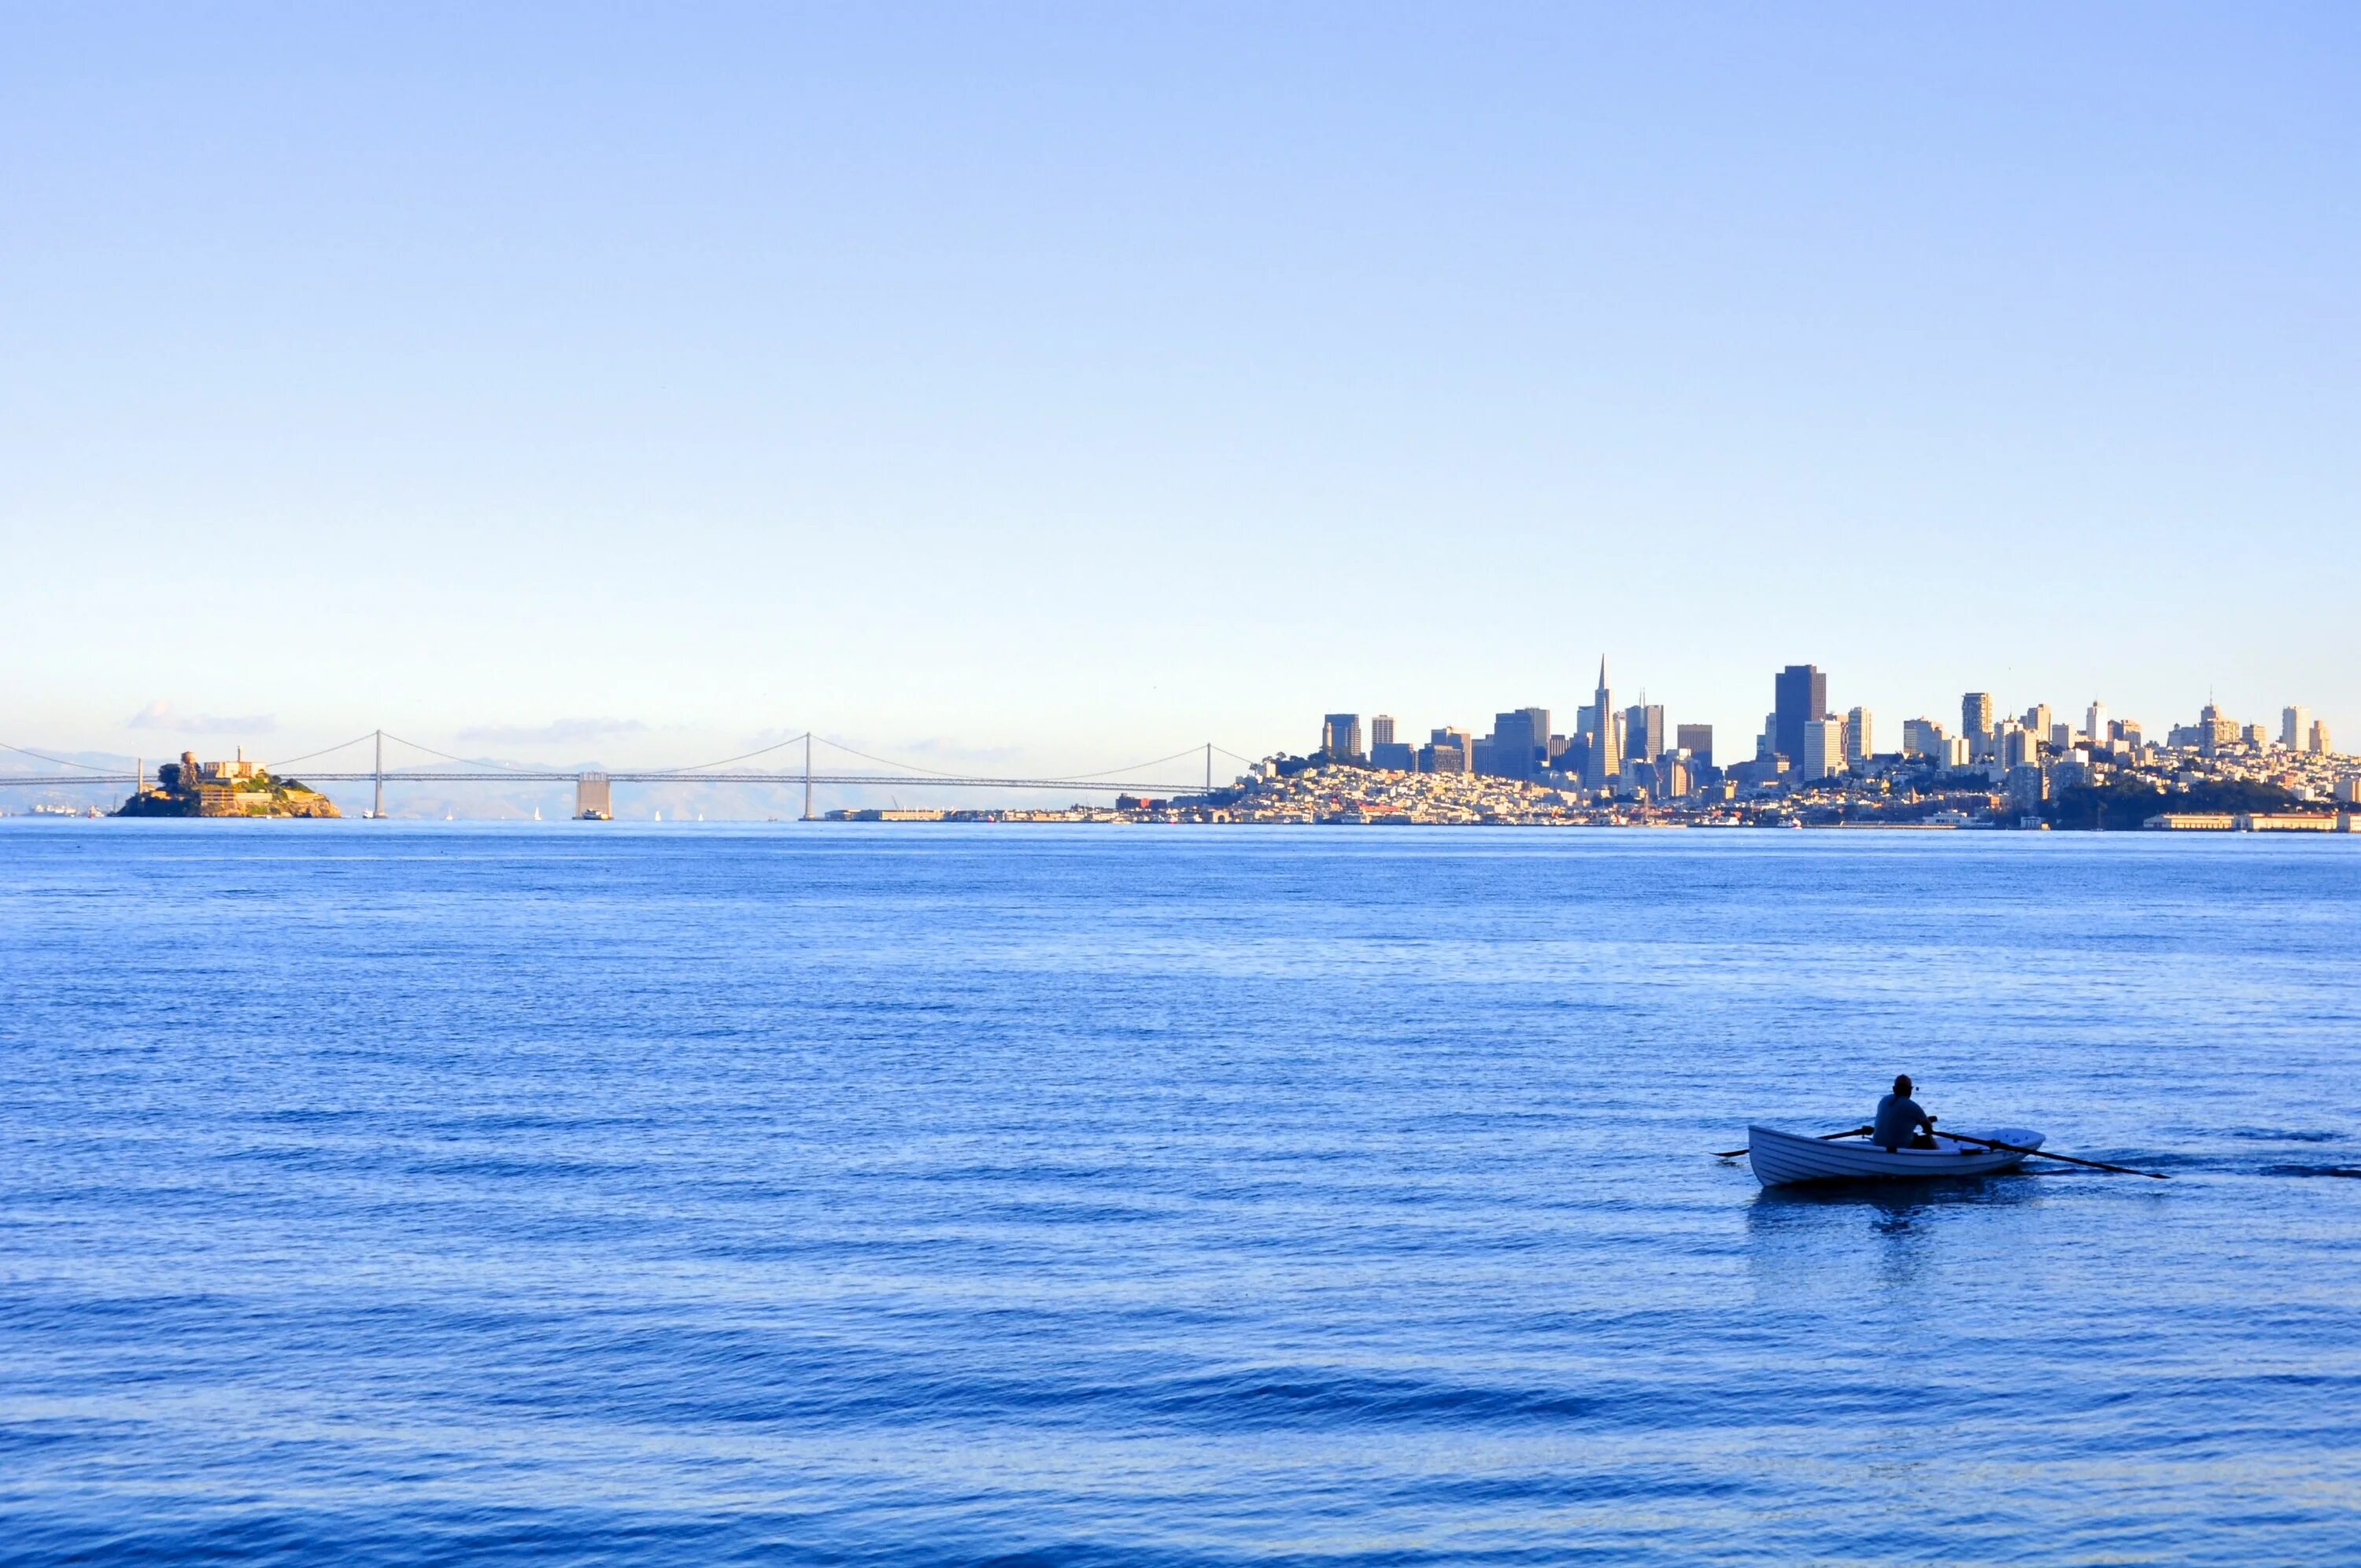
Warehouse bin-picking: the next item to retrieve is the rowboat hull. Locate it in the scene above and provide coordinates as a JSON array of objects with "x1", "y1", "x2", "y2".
[{"x1": 1747, "y1": 1124, "x2": 2044, "y2": 1188}]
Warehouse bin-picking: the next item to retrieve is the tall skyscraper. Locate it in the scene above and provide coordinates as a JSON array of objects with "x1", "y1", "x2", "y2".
[
  {"x1": 1370, "y1": 715, "x2": 1396, "y2": 749},
  {"x1": 1624, "y1": 704, "x2": 1665, "y2": 766},
  {"x1": 2023, "y1": 704, "x2": 2052, "y2": 740},
  {"x1": 2086, "y1": 702, "x2": 2109, "y2": 746},
  {"x1": 1675, "y1": 723, "x2": 1713, "y2": 768},
  {"x1": 1801, "y1": 718, "x2": 1846, "y2": 780},
  {"x1": 1321, "y1": 714, "x2": 1362, "y2": 762},
  {"x1": 1368, "y1": 715, "x2": 1414, "y2": 771},
  {"x1": 1775, "y1": 665, "x2": 1827, "y2": 765},
  {"x1": 2284, "y1": 707, "x2": 2312, "y2": 751},
  {"x1": 1845, "y1": 707, "x2": 1873, "y2": 767},
  {"x1": 1478, "y1": 709, "x2": 1550, "y2": 780},
  {"x1": 1962, "y1": 692, "x2": 1994, "y2": 754},
  {"x1": 1516, "y1": 707, "x2": 1550, "y2": 776},
  {"x1": 1584, "y1": 658, "x2": 1620, "y2": 788},
  {"x1": 1901, "y1": 718, "x2": 1945, "y2": 757},
  {"x1": 2312, "y1": 720, "x2": 2333, "y2": 755},
  {"x1": 1421, "y1": 727, "x2": 1473, "y2": 773}
]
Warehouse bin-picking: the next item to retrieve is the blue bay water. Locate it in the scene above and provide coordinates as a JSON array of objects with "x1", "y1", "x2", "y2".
[{"x1": 2, "y1": 823, "x2": 2358, "y2": 1565}]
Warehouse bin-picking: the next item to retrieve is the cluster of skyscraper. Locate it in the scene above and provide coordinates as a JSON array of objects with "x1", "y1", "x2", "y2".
[
  {"x1": 1319, "y1": 659, "x2": 1713, "y2": 798},
  {"x1": 1318, "y1": 659, "x2": 2337, "y2": 801}
]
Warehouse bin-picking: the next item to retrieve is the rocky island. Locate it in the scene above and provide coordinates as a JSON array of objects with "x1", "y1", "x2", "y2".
[{"x1": 116, "y1": 750, "x2": 342, "y2": 818}]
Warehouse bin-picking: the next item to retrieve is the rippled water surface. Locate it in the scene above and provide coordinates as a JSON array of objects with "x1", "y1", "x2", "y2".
[{"x1": 3, "y1": 823, "x2": 2358, "y2": 1565}]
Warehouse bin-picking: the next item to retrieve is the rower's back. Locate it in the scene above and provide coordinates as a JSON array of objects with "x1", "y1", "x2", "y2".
[{"x1": 1874, "y1": 1073, "x2": 1933, "y2": 1150}]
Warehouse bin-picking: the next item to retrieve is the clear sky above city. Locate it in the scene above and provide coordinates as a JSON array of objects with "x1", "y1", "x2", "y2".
[{"x1": 5, "y1": 3, "x2": 2355, "y2": 773}]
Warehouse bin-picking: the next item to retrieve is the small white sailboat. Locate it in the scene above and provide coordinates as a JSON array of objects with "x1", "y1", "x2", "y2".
[{"x1": 1747, "y1": 1124, "x2": 2044, "y2": 1187}]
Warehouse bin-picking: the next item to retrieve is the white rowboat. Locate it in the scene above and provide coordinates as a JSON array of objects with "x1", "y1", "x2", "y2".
[{"x1": 1747, "y1": 1124, "x2": 2044, "y2": 1188}]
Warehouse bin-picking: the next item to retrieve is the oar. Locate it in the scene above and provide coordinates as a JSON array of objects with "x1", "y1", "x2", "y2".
[
  {"x1": 1714, "y1": 1125, "x2": 1869, "y2": 1159},
  {"x1": 1933, "y1": 1129, "x2": 2168, "y2": 1179}
]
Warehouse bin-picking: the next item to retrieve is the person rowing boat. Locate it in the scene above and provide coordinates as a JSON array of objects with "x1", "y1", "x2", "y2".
[{"x1": 1873, "y1": 1074, "x2": 1938, "y2": 1151}]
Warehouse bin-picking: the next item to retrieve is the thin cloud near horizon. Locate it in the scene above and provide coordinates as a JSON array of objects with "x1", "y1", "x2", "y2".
[
  {"x1": 125, "y1": 701, "x2": 277, "y2": 736},
  {"x1": 455, "y1": 718, "x2": 651, "y2": 746}
]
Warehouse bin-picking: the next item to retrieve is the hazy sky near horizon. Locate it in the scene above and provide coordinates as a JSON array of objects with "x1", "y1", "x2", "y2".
[{"x1": 5, "y1": 3, "x2": 2356, "y2": 772}]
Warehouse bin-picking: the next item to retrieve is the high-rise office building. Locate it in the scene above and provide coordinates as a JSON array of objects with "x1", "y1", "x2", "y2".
[
  {"x1": 1625, "y1": 704, "x2": 1665, "y2": 767},
  {"x1": 2023, "y1": 704, "x2": 2052, "y2": 741},
  {"x1": 2197, "y1": 702, "x2": 2237, "y2": 756},
  {"x1": 1371, "y1": 715, "x2": 1396, "y2": 749},
  {"x1": 2049, "y1": 722, "x2": 2075, "y2": 754},
  {"x1": 1845, "y1": 707, "x2": 1873, "y2": 767},
  {"x1": 1801, "y1": 717, "x2": 1846, "y2": 780},
  {"x1": 1584, "y1": 658, "x2": 1620, "y2": 788},
  {"x1": 1775, "y1": 665, "x2": 1827, "y2": 765},
  {"x1": 1368, "y1": 715, "x2": 1414, "y2": 771},
  {"x1": 1901, "y1": 718, "x2": 1946, "y2": 757},
  {"x1": 1478, "y1": 709, "x2": 1550, "y2": 780},
  {"x1": 2086, "y1": 702, "x2": 2108, "y2": 746},
  {"x1": 1517, "y1": 707, "x2": 1550, "y2": 775},
  {"x1": 1962, "y1": 693, "x2": 1994, "y2": 754},
  {"x1": 1420, "y1": 727, "x2": 1473, "y2": 774},
  {"x1": 2284, "y1": 707, "x2": 2312, "y2": 751},
  {"x1": 2313, "y1": 720, "x2": 2333, "y2": 755},
  {"x1": 1675, "y1": 724, "x2": 1713, "y2": 768},
  {"x1": 1321, "y1": 714, "x2": 1362, "y2": 762}
]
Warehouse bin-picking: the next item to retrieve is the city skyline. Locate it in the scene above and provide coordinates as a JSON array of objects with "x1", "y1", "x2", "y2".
[{"x1": 2, "y1": 653, "x2": 2341, "y2": 789}]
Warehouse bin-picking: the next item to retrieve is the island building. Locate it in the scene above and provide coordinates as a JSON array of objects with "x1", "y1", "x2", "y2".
[{"x1": 116, "y1": 749, "x2": 340, "y2": 818}]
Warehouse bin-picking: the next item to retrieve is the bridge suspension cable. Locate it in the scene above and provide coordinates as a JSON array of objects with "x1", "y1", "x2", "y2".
[
  {"x1": 648, "y1": 732, "x2": 813, "y2": 776},
  {"x1": 261, "y1": 732, "x2": 379, "y2": 772},
  {"x1": 0, "y1": 740, "x2": 122, "y2": 774}
]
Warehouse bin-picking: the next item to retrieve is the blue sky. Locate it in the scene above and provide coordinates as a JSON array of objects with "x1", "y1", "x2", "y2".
[{"x1": 5, "y1": 3, "x2": 2355, "y2": 774}]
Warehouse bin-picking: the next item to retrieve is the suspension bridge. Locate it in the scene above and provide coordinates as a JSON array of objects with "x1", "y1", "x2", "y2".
[{"x1": 0, "y1": 732, "x2": 1266, "y2": 818}]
